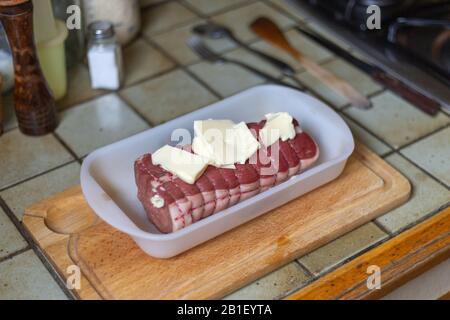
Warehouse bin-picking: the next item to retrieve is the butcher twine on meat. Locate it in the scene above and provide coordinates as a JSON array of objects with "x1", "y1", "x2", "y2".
[{"x1": 135, "y1": 118, "x2": 320, "y2": 234}]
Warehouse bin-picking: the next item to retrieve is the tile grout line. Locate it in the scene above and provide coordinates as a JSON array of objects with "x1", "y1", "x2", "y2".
[
  {"x1": 142, "y1": 11, "x2": 200, "y2": 38},
  {"x1": 180, "y1": 0, "x2": 260, "y2": 19},
  {"x1": 142, "y1": 34, "x2": 224, "y2": 99},
  {"x1": 0, "y1": 160, "x2": 80, "y2": 194},
  {"x1": 377, "y1": 200, "x2": 450, "y2": 239},
  {"x1": 116, "y1": 92, "x2": 157, "y2": 128},
  {"x1": 144, "y1": 0, "x2": 178, "y2": 7},
  {"x1": 178, "y1": 0, "x2": 209, "y2": 19},
  {"x1": 122, "y1": 65, "x2": 179, "y2": 90},
  {"x1": 0, "y1": 247, "x2": 31, "y2": 264},
  {"x1": 31, "y1": 243, "x2": 77, "y2": 300},
  {"x1": 373, "y1": 219, "x2": 394, "y2": 236},
  {"x1": 341, "y1": 96, "x2": 450, "y2": 155},
  {"x1": 316, "y1": 55, "x2": 340, "y2": 66},
  {"x1": 295, "y1": 260, "x2": 316, "y2": 279},
  {"x1": 280, "y1": 275, "x2": 318, "y2": 299},
  {"x1": 395, "y1": 151, "x2": 450, "y2": 191},
  {"x1": 0, "y1": 196, "x2": 37, "y2": 247},
  {"x1": 52, "y1": 133, "x2": 82, "y2": 165},
  {"x1": 396, "y1": 123, "x2": 450, "y2": 153},
  {"x1": 337, "y1": 91, "x2": 450, "y2": 150},
  {"x1": 381, "y1": 150, "x2": 397, "y2": 159},
  {"x1": 59, "y1": 64, "x2": 180, "y2": 115},
  {"x1": 261, "y1": 0, "x2": 311, "y2": 25},
  {"x1": 377, "y1": 130, "x2": 450, "y2": 227},
  {"x1": 0, "y1": 195, "x2": 76, "y2": 300},
  {"x1": 304, "y1": 235, "x2": 392, "y2": 281},
  {"x1": 282, "y1": 260, "x2": 325, "y2": 299},
  {"x1": 382, "y1": 193, "x2": 450, "y2": 236}
]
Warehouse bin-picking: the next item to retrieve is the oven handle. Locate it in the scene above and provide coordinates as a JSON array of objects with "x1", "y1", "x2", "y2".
[{"x1": 388, "y1": 18, "x2": 450, "y2": 43}]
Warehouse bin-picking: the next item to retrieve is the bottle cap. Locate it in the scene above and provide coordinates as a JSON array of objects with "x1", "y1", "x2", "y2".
[{"x1": 88, "y1": 20, "x2": 115, "y2": 40}]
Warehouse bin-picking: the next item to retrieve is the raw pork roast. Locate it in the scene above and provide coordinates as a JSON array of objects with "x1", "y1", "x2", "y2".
[{"x1": 135, "y1": 119, "x2": 319, "y2": 233}]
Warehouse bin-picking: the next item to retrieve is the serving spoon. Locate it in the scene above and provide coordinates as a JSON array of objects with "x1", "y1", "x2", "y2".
[
  {"x1": 193, "y1": 23, "x2": 297, "y2": 77},
  {"x1": 250, "y1": 17, "x2": 372, "y2": 110}
]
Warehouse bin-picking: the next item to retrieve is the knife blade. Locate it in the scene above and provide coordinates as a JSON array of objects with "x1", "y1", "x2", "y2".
[{"x1": 295, "y1": 26, "x2": 441, "y2": 116}]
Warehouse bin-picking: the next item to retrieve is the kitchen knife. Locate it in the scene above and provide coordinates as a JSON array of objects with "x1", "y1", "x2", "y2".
[{"x1": 295, "y1": 26, "x2": 441, "y2": 116}]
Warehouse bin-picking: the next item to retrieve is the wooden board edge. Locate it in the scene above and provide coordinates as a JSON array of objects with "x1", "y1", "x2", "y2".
[
  {"x1": 22, "y1": 215, "x2": 102, "y2": 300},
  {"x1": 440, "y1": 291, "x2": 450, "y2": 300},
  {"x1": 286, "y1": 207, "x2": 450, "y2": 300},
  {"x1": 24, "y1": 185, "x2": 82, "y2": 218}
]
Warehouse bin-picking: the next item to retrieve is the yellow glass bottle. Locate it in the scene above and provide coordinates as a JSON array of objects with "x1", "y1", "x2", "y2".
[{"x1": 33, "y1": 0, "x2": 68, "y2": 101}]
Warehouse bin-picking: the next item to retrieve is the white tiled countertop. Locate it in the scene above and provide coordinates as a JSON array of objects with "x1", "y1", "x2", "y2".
[{"x1": 0, "y1": 0, "x2": 449, "y2": 300}]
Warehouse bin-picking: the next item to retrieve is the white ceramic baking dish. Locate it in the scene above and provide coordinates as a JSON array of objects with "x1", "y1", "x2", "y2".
[{"x1": 81, "y1": 85, "x2": 355, "y2": 258}]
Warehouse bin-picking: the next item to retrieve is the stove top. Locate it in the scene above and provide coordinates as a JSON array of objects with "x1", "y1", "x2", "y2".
[{"x1": 287, "y1": 0, "x2": 450, "y2": 111}]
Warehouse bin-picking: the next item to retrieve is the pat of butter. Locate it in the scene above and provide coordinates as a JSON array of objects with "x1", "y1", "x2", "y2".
[
  {"x1": 194, "y1": 119, "x2": 236, "y2": 141},
  {"x1": 193, "y1": 120, "x2": 234, "y2": 166},
  {"x1": 260, "y1": 112, "x2": 296, "y2": 147},
  {"x1": 232, "y1": 122, "x2": 260, "y2": 164},
  {"x1": 192, "y1": 120, "x2": 260, "y2": 167},
  {"x1": 153, "y1": 145, "x2": 208, "y2": 184}
]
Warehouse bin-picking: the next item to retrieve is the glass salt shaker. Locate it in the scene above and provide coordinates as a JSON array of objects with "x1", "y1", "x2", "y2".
[{"x1": 87, "y1": 21, "x2": 123, "y2": 90}]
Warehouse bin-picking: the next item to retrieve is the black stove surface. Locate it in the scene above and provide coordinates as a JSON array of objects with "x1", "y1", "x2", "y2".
[
  {"x1": 287, "y1": 0, "x2": 450, "y2": 110},
  {"x1": 393, "y1": 6, "x2": 450, "y2": 78},
  {"x1": 309, "y1": 0, "x2": 424, "y2": 30}
]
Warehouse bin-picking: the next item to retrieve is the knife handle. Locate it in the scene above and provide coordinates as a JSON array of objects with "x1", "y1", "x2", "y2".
[{"x1": 372, "y1": 71, "x2": 440, "y2": 116}]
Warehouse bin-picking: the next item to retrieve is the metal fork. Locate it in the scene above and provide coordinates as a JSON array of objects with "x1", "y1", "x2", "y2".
[{"x1": 187, "y1": 37, "x2": 302, "y2": 90}]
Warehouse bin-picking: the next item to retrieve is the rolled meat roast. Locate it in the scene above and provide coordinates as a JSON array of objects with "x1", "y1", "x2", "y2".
[{"x1": 135, "y1": 119, "x2": 319, "y2": 233}]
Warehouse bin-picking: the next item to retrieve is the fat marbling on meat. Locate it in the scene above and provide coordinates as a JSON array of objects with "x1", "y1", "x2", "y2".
[{"x1": 135, "y1": 118, "x2": 319, "y2": 233}]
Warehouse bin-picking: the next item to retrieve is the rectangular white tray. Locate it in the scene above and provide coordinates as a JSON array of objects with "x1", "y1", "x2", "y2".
[{"x1": 81, "y1": 85, "x2": 354, "y2": 258}]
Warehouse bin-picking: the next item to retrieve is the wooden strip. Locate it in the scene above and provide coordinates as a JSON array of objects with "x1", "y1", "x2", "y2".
[
  {"x1": 440, "y1": 291, "x2": 450, "y2": 300},
  {"x1": 0, "y1": 0, "x2": 29, "y2": 6},
  {"x1": 287, "y1": 207, "x2": 450, "y2": 300}
]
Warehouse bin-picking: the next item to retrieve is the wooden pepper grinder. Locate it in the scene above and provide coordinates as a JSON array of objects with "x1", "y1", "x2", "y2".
[{"x1": 0, "y1": 0, "x2": 58, "y2": 136}]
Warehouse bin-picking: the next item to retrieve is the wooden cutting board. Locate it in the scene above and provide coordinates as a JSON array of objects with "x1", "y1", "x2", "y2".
[{"x1": 23, "y1": 144, "x2": 411, "y2": 300}]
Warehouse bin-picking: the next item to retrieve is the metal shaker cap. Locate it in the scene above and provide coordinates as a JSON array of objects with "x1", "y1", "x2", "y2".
[{"x1": 88, "y1": 21, "x2": 115, "y2": 40}]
